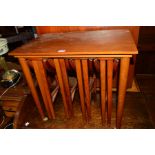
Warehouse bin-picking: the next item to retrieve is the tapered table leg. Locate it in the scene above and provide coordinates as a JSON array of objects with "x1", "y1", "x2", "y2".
[
  {"x1": 53, "y1": 59, "x2": 70, "y2": 118},
  {"x1": 18, "y1": 58, "x2": 45, "y2": 120},
  {"x1": 107, "y1": 59, "x2": 113, "y2": 125},
  {"x1": 32, "y1": 60, "x2": 55, "y2": 119},
  {"x1": 75, "y1": 59, "x2": 87, "y2": 120},
  {"x1": 82, "y1": 59, "x2": 91, "y2": 120},
  {"x1": 93, "y1": 74, "x2": 97, "y2": 105},
  {"x1": 100, "y1": 60, "x2": 106, "y2": 125},
  {"x1": 116, "y1": 57, "x2": 130, "y2": 128},
  {"x1": 59, "y1": 59, "x2": 73, "y2": 117}
]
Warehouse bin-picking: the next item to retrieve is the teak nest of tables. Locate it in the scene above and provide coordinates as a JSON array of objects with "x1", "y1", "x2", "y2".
[{"x1": 10, "y1": 30, "x2": 138, "y2": 128}]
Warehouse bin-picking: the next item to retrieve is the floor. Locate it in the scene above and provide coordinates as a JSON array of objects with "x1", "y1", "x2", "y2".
[
  {"x1": 11, "y1": 74, "x2": 155, "y2": 129},
  {"x1": 136, "y1": 74, "x2": 155, "y2": 127}
]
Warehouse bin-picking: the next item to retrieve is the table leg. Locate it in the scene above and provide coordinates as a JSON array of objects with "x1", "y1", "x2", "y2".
[
  {"x1": 116, "y1": 57, "x2": 130, "y2": 128},
  {"x1": 75, "y1": 59, "x2": 87, "y2": 120},
  {"x1": 107, "y1": 59, "x2": 113, "y2": 125},
  {"x1": 59, "y1": 59, "x2": 73, "y2": 117},
  {"x1": 100, "y1": 60, "x2": 106, "y2": 125},
  {"x1": 53, "y1": 59, "x2": 70, "y2": 118},
  {"x1": 18, "y1": 58, "x2": 45, "y2": 120},
  {"x1": 32, "y1": 60, "x2": 55, "y2": 119},
  {"x1": 93, "y1": 74, "x2": 97, "y2": 105},
  {"x1": 82, "y1": 59, "x2": 91, "y2": 120}
]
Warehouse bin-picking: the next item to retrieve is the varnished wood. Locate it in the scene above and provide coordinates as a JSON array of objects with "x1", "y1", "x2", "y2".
[
  {"x1": 116, "y1": 57, "x2": 130, "y2": 128},
  {"x1": 18, "y1": 58, "x2": 45, "y2": 119},
  {"x1": 93, "y1": 74, "x2": 97, "y2": 105},
  {"x1": 10, "y1": 30, "x2": 138, "y2": 57},
  {"x1": 38, "y1": 61, "x2": 55, "y2": 119},
  {"x1": 32, "y1": 60, "x2": 55, "y2": 119},
  {"x1": 75, "y1": 59, "x2": 87, "y2": 120},
  {"x1": 53, "y1": 59, "x2": 70, "y2": 118},
  {"x1": 127, "y1": 54, "x2": 137, "y2": 88},
  {"x1": 82, "y1": 60, "x2": 91, "y2": 120},
  {"x1": 100, "y1": 60, "x2": 106, "y2": 124},
  {"x1": 10, "y1": 30, "x2": 138, "y2": 128},
  {"x1": 59, "y1": 59, "x2": 73, "y2": 116},
  {"x1": 32, "y1": 60, "x2": 51, "y2": 118},
  {"x1": 12, "y1": 55, "x2": 132, "y2": 58},
  {"x1": 107, "y1": 60, "x2": 113, "y2": 125},
  {"x1": 35, "y1": 26, "x2": 139, "y2": 88},
  {"x1": 36, "y1": 26, "x2": 139, "y2": 44}
]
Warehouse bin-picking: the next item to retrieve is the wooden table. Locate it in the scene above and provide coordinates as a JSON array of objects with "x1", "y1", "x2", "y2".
[{"x1": 9, "y1": 30, "x2": 138, "y2": 128}]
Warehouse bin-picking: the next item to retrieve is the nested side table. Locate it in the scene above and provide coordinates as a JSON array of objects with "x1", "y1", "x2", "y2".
[{"x1": 10, "y1": 30, "x2": 138, "y2": 128}]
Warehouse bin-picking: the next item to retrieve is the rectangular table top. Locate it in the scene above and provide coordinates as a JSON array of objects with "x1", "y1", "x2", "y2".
[{"x1": 9, "y1": 30, "x2": 138, "y2": 57}]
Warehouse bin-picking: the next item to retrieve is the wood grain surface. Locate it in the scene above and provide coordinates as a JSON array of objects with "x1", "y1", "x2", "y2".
[{"x1": 10, "y1": 30, "x2": 138, "y2": 57}]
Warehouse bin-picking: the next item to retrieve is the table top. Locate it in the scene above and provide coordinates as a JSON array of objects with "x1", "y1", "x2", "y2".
[{"x1": 9, "y1": 30, "x2": 138, "y2": 57}]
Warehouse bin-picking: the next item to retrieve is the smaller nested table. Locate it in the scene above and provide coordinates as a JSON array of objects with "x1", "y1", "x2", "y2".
[{"x1": 10, "y1": 30, "x2": 138, "y2": 128}]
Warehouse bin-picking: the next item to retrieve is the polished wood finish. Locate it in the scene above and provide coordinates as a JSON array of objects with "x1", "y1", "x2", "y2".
[
  {"x1": 100, "y1": 60, "x2": 106, "y2": 124},
  {"x1": 37, "y1": 61, "x2": 55, "y2": 119},
  {"x1": 10, "y1": 30, "x2": 138, "y2": 128},
  {"x1": 10, "y1": 29, "x2": 138, "y2": 89},
  {"x1": 82, "y1": 60, "x2": 91, "y2": 120},
  {"x1": 107, "y1": 59, "x2": 113, "y2": 125},
  {"x1": 32, "y1": 60, "x2": 51, "y2": 118},
  {"x1": 10, "y1": 30, "x2": 137, "y2": 57},
  {"x1": 32, "y1": 60, "x2": 55, "y2": 119},
  {"x1": 59, "y1": 59, "x2": 73, "y2": 116},
  {"x1": 75, "y1": 59, "x2": 87, "y2": 120},
  {"x1": 36, "y1": 26, "x2": 139, "y2": 44},
  {"x1": 18, "y1": 58, "x2": 45, "y2": 119},
  {"x1": 53, "y1": 59, "x2": 70, "y2": 118},
  {"x1": 116, "y1": 57, "x2": 130, "y2": 128},
  {"x1": 35, "y1": 26, "x2": 139, "y2": 88}
]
